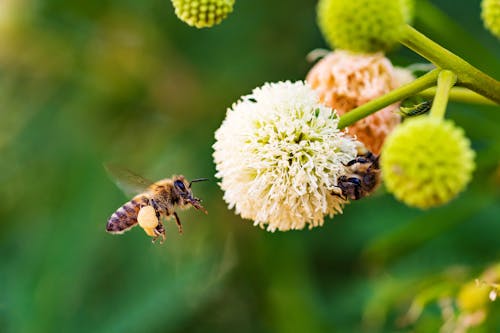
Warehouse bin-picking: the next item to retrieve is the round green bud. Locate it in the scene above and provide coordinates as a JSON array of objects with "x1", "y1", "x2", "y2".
[
  {"x1": 381, "y1": 116, "x2": 475, "y2": 209},
  {"x1": 482, "y1": 0, "x2": 500, "y2": 39},
  {"x1": 171, "y1": 0, "x2": 235, "y2": 29},
  {"x1": 317, "y1": 0, "x2": 415, "y2": 53}
]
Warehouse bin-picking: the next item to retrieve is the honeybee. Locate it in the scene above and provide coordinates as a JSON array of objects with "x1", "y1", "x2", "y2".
[
  {"x1": 105, "y1": 164, "x2": 208, "y2": 243},
  {"x1": 332, "y1": 146, "x2": 381, "y2": 200}
]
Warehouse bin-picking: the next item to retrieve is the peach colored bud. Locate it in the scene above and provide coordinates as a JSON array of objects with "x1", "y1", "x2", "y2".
[{"x1": 306, "y1": 50, "x2": 403, "y2": 154}]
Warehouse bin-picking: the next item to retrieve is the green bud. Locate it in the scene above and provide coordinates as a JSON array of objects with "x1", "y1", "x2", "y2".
[
  {"x1": 172, "y1": 0, "x2": 234, "y2": 28},
  {"x1": 482, "y1": 0, "x2": 500, "y2": 39},
  {"x1": 317, "y1": 0, "x2": 415, "y2": 53},
  {"x1": 381, "y1": 116, "x2": 475, "y2": 209}
]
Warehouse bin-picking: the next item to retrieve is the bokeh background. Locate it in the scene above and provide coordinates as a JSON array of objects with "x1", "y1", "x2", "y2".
[{"x1": 0, "y1": 0, "x2": 499, "y2": 332}]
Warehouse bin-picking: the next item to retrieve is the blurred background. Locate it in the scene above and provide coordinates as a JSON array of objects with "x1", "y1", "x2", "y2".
[{"x1": 0, "y1": 0, "x2": 499, "y2": 332}]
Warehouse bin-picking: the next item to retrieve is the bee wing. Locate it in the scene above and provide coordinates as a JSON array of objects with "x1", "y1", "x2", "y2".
[{"x1": 104, "y1": 163, "x2": 154, "y2": 197}]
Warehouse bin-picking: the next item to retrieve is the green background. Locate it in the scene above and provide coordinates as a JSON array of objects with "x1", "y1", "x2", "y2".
[{"x1": 0, "y1": 0, "x2": 499, "y2": 332}]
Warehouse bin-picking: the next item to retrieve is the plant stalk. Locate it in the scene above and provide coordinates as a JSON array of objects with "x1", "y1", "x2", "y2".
[
  {"x1": 417, "y1": 87, "x2": 496, "y2": 106},
  {"x1": 429, "y1": 70, "x2": 457, "y2": 119},
  {"x1": 399, "y1": 25, "x2": 500, "y2": 104},
  {"x1": 338, "y1": 69, "x2": 440, "y2": 129}
]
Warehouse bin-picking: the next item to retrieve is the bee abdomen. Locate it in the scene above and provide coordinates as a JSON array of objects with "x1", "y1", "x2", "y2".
[{"x1": 106, "y1": 197, "x2": 147, "y2": 234}]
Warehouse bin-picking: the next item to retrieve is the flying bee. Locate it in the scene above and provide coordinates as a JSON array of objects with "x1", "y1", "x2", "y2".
[
  {"x1": 105, "y1": 164, "x2": 208, "y2": 243},
  {"x1": 332, "y1": 146, "x2": 381, "y2": 200}
]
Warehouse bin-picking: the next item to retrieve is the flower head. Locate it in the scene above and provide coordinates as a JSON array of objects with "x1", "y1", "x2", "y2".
[
  {"x1": 213, "y1": 81, "x2": 358, "y2": 232},
  {"x1": 482, "y1": 0, "x2": 500, "y2": 39},
  {"x1": 317, "y1": 0, "x2": 414, "y2": 53},
  {"x1": 381, "y1": 116, "x2": 475, "y2": 209},
  {"x1": 171, "y1": 0, "x2": 234, "y2": 29},
  {"x1": 306, "y1": 50, "x2": 401, "y2": 154}
]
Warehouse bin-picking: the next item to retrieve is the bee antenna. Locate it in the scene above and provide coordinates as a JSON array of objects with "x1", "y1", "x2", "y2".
[{"x1": 189, "y1": 178, "x2": 209, "y2": 187}]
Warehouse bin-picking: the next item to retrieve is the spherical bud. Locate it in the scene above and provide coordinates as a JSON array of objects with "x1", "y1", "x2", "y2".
[
  {"x1": 317, "y1": 0, "x2": 415, "y2": 53},
  {"x1": 306, "y1": 50, "x2": 402, "y2": 154},
  {"x1": 381, "y1": 116, "x2": 475, "y2": 209},
  {"x1": 482, "y1": 0, "x2": 500, "y2": 39},
  {"x1": 137, "y1": 205, "x2": 159, "y2": 236},
  {"x1": 171, "y1": 0, "x2": 234, "y2": 28},
  {"x1": 213, "y1": 81, "x2": 359, "y2": 232}
]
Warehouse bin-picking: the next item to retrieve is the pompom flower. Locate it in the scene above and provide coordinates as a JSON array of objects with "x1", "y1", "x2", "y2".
[
  {"x1": 171, "y1": 0, "x2": 234, "y2": 28},
  {"x1": 482, "y1": 0, "x2": 500, "y2": 39},
  {"x1": 381, "y1": 116, "x2": 475, "y2": 209},
  {"x1": 213, "y1": 81, "x2": 358, "y2": 232},
  {"x1": 306, "y1": 50, "x2": 402, "y2": 154},
  {"x1": 317, "y1": 0, "x2": 414, "y2": 53}
]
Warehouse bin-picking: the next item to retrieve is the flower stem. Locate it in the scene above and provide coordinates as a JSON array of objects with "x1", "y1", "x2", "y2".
[
  {"x1": 337, "y1": 69, "x2": 440, "y2": 129},
  {"x1": 399, "y1": 25, "x2": 500, "y2": 104},
  {"x1": 414, "y1": 0, "x2": 500, "y2": 74},
  {"x1": 417, "y1": 87, "x2": 496, "y2": 106},
  {"x1": 429, "y1": 70, "x2": 456, "y2": 119}
]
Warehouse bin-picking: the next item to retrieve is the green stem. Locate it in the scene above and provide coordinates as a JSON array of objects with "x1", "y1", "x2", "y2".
[
  {"x1": 399, "y1": 25, "x2": 500, "y2": 104},
  {"x1": 429, "y1": 70, "x2": 456, "y2": 119},
  {"x1": 417, "y1": 87, "x2": 496, "y2": 106},
  {"x1": 338, "y1": 69, "x2": 440, "y2": 129},
  {"x1": 415, "y1": 0, "x2": 500, "y2": 75}
]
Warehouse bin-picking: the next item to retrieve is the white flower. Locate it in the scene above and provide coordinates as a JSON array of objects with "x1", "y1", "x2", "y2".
[{"x1": 213, "y1": 81, "x2": 358, "y2": 232}]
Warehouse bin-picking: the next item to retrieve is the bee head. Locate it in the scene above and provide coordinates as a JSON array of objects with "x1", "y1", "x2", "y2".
[
  {"x1": 173, "y1": 176, "x2": 208, "y2": 213},
  {"x1": 173, "y1": 177, "x2": 189, "y2": 193}
]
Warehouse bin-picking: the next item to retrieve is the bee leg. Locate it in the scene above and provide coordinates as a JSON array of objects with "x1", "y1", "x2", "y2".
[
  {"x1": 152, "y1": 222, "x2": 166, "y2": 244},
  {"x1": 344, "y1": 177, "x2": 362, "y2": 200},
  {"x1": 152, "y1": 234, "x2": 166, "y2": 244},
  {"x1": 150, "y1": 199, "x2": 161, "y2": 218},
  {"x1": 344, "y1": 156, "x2": 370, "y2": 167},
  {"x1": 140, "y1": 197, "x2": 151, "y2": 208},
  {"x1": 354, "y1": 186, "x2": 361, "y2": 200},
  {"x1": 173, "y1": 212, "x2": 183, "y2": 234},
  {"x1": 331, "y1": 186, "x2": 347, "y2": 200},
  {"x1": 159, "y1": 233, "x2": 166, "y2": 244}
]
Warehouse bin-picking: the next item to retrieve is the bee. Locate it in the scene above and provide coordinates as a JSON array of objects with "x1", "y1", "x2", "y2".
[
  {"x1": 105, "y1": 164, "x2": 208, "y2": 243},
  {"x1": 332, "y1": 146, "x2": 381, "y2": 200}
]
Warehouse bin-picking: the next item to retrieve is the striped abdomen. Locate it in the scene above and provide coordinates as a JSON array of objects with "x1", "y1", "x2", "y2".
[{"x1": 106, "y1": 195, "x2": 149, "y2": 234}]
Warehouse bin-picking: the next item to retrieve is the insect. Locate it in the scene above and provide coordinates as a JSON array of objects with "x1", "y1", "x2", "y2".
[
  {"x1": 398, "y1": 98, "x2": 433, "y2": 118},
  {"x1": 332, "y1": 146, "x2": 381, "y2": 200},
  {"x1": 105, "y1": 164, "x2": 208, "y2": 243}
]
